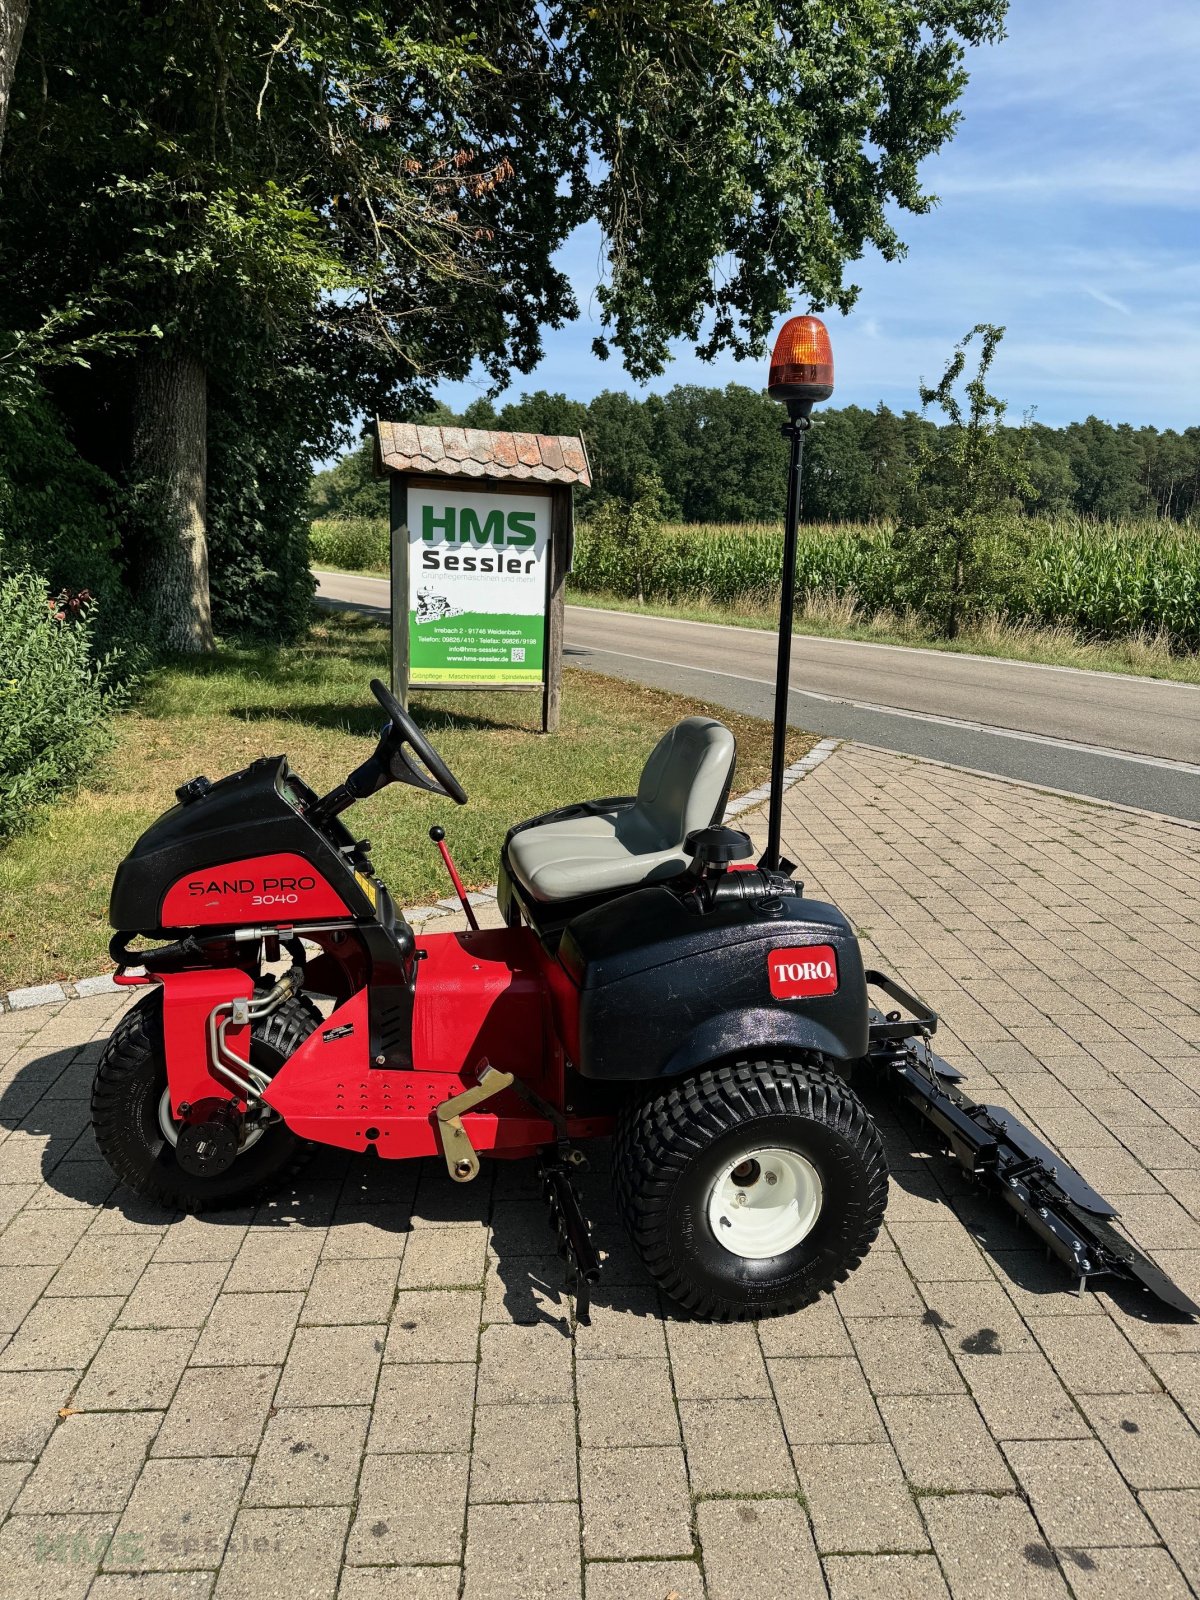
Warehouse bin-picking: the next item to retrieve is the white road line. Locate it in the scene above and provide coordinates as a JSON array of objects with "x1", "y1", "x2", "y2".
[
  {"x1": 573, "y1": 643, "x2": 1200, "y2": 775},
  {"x1": 314, "y1": 573, "x2": 1199, "y2": 770},
  {"x1": 567, "y1": 602, "x2": 1200, "y2": 690},
  {"x1": 316, "y1": 573, "x2": 1198, "y2": 695}
]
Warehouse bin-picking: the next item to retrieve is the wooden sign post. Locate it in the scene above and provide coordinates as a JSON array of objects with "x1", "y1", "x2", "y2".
[{"x1": 374, "y1": 424, "x2": 590, "y2": 733}]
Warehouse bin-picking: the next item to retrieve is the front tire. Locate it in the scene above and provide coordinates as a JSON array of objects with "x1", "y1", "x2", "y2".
[
  {"x1": 614, "y1": 1057, "x2": 888, "y2": 1321},
  {"x1": 92, "y1": 988, "x2": 319, "y2": 1212}
]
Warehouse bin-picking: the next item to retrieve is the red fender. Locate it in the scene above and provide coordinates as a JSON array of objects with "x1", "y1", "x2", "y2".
[{"x1": 156, "y1": 968, "x2": 255, "y2": 1118}]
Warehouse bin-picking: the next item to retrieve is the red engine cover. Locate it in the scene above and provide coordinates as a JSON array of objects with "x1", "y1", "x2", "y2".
[
  {"x1": 158, "y1": 966, "x2": 255, "y2": 1116},
  {"x1": 160, "y1": 852, "x2": 350, "y2": 926}
]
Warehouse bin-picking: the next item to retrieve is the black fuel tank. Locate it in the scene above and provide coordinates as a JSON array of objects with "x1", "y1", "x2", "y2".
[{"x1": 558, "y1": 883, "x2": 868, "y2": 1080}]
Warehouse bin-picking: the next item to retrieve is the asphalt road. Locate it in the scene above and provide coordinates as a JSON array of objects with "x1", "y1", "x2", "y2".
[{"x1": 315, "y1": 570, "x2": 1200, "y2": 821}]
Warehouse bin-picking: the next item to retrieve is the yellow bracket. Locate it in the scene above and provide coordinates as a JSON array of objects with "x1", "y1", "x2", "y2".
[{"x1": 435, "y1": 1064, "x2": 515, "y2": 1183}]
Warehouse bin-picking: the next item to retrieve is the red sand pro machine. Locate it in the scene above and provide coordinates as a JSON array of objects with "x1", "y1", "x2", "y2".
[{"x1": 93, "y1": 322, "x2": 1197, "y2": 1323}]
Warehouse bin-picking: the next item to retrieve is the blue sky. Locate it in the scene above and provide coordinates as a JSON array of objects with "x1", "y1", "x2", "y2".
[{"x1": 436, "y1": 0, "x2": 1200, "y2": 431}]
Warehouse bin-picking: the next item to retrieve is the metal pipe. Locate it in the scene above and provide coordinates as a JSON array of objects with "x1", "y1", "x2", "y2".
[
  {"x1": 764, "y1": 409, "x2": 810, "y2": 871},
  {"x1": 203, "y1": 967, "x2": 304, "y2": 1103}
]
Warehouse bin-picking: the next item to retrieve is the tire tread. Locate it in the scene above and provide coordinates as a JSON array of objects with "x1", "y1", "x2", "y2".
[{"x1": 614, "y1": 1057, "x2": 888, "y2": 1320}]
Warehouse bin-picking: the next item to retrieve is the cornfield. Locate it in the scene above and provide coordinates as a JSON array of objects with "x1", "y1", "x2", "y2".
[
  {"x1": 311, "y1": 515, "x2": 1200, "y2": 650},
  {"x1": 310, "y1": 517, "x2": 390, "y2": 572},
  {"x1": 575, "y1": 515, "x2": 1200, "y2": 649}
]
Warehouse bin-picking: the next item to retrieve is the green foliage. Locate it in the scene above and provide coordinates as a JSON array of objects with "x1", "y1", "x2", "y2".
[
  {"x1": 0, "y1": 570, "x2": 121, "y2": 836},
  {"x1": 493, "y1": 391, "x2": 590, "y2": 439},
  {"x1": 0, "y1": 382, "x2": 121, "y2": 598},
  {"x1": 310, "y1": 518, "x2": 390, "y2": 572},
  {"x1": 0, "y1": 0, "x2": 1009, "y2": 644},
  {"x1": 572, "y1": 515, "x2": 1200, "y2": 650},
  {"x1": 3, "y1": 0, "x2": 1012, "y2": 390},
  {"x1": 307, "y1": 439, "x2": 388, "y2": 523},
  {"x1": 887, "y1": 325, "x2": 1032, "y2": 635},
  {"x1": 1026, "y1": 522, "x2": 1200, "y2": 643},
  {"x1": 206, "y1": 376, "x2": 317, "y2": 641},
  {"x1": 313, "y1": 383, "x2": 1200, "y2": 535},
  {"x1": 652, "y1": 387, "x2": 783, "y2": 523},
  {"x1": 584, "y1": 473, "x2": 669, "y2": 602},
  {"x1": 0, "y1": 375, "x2": 152, "y2": 663}
]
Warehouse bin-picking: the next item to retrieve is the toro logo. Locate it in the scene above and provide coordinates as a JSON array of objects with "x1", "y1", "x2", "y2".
[{"x1": 768, "y1": 944, "x2": 839, "y2": 1000}]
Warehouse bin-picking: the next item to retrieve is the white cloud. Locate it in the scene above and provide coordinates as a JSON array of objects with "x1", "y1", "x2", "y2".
[
  {"x1": 1082, "y1": 286, "x2": 1132, "y2": 316},
  {"x1": 936, "y1": 154, "x2": 1200, "y2": 208}
]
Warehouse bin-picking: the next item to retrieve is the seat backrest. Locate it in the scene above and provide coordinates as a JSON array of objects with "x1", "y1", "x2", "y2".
[{"x1": 635, "y1": 717, "x2": 736, "y2": 845}]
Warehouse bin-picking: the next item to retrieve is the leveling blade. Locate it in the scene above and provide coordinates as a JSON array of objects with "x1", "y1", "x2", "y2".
[{"x1": 870, "y1": 1026, "x2": 1199, "y2": 1320}]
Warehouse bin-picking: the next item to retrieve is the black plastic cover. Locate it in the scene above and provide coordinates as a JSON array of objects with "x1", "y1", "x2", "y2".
[
  {"x1": 109, "y1": 756, "x2": 376, "y2": 931},
  {"x1": 560, "y1": 884, "x2": 869, "y2": 1079}
]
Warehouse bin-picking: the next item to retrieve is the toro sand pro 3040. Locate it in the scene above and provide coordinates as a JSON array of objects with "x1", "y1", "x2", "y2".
[{"x1": 92, "y1": 321, "x2": 1198, "y2": 1325}]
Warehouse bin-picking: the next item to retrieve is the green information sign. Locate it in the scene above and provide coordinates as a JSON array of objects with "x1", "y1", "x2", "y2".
[{"x1": 405, "y1": 483, "x2": 549, "y2": 686}]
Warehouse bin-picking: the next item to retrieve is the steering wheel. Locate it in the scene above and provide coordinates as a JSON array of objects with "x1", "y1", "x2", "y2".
[{"x1": 369, "y1": 678, "x2": 468, "y2": 806}]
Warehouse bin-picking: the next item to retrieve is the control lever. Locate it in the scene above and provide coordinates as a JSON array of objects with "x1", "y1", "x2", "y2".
[{"x1": 430, "y1": 825, "x2": 479, "y2": 930}]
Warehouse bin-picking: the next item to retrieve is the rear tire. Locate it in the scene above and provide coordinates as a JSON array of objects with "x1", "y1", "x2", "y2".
[
  {"x1": 91, "y1": 988, "x2": 319, "y2": 1212},
  {"x1": 614, "y1": 1057, "x2": 888, "y2": 1321}
]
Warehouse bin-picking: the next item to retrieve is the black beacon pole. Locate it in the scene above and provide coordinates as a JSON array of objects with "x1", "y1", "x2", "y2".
[
  {"x1": 762, "y1": 315, "x2": 834, "y2": 874},
  {"x1": 763, "y1": 401, "x2": 812, "y2": 872}
]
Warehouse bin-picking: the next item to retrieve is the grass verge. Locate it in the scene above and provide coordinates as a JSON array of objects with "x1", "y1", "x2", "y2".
[
  {"x1": 566, "y1": 590, "x2": 1200, "y2": 684},
  {"x1": 315, "y1": 565, "x2": 1200, "y2": 685},
  {"x1": 0, "y1": 613, "x2": 810, "y2": 992}
]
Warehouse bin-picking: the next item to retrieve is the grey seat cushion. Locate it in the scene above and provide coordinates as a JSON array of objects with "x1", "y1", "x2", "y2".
[{"x1": 507, "y1": 717, "x2": 735, "y2": 902}]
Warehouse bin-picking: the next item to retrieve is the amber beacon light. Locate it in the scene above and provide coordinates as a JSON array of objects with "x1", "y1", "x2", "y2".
[
  {"x1": 761, "y1": 313, "x2": 835, "y2": 873},
  {"x1": 767, "y1": 314, "x2": 835, "y2": 412}
]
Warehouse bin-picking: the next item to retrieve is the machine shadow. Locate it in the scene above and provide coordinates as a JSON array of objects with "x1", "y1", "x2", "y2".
[
  {"x1": 7, "y1": 1050, "x2": 1188, "y2": 1332},
  {"x1": 1, "y1": 1057, "x2": 634, "y2": 1326},
  {"x1": 0, "y1": 1048, "x2": 382, "y2": 1232},
  {"x1": 483, "y1": 1143, "x2": 652, "y2": 1333}
]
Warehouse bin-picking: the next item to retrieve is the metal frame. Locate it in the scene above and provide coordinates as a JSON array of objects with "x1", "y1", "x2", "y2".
[{"x1": 764, "y1": 404, "x2": 812, "y2": 870}]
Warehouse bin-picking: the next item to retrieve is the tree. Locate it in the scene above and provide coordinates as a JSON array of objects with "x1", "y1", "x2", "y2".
[
  {"x1": 460, "y1": 398, "x2": 499, "y2": 430},
  {"x1": 2, "y1": 0, "x2": 1008, "y2": 649},
  {"x1": 804, "y1": 406, "x2": 874, "y2": 522},
  {"x1": 891, "y1": 324, "x2": 1031, "y2": 636},
  {"x1": 307, "y1": 437, "x2": 386, "y2": 523},
  {"x1": 588, "y1": 472, "x2": 669, "y2": 603},
  {"x1": 652, "y1": 385, "x2": 786, "y2": 523},
  {"x1": 863, "y1": 404, "x2": 908, "y2": 519},
  {"x1": 585, "y1": 391, "x2": 661, "y2": 508},
  {"x1": 494, "y1": 391, "x2": 589, "y2": 440},
  {"x1": 1064, "y1": 418, "x2": 1148, "y2": 521},
  {"x1": 0, "y1": 0, "x2": 28, "y2": 157}
]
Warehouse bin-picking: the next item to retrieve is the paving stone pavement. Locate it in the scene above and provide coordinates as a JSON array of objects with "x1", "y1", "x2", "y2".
[{"x1": 1, "y1": 742, "x2": 1199, "y2": 1598}]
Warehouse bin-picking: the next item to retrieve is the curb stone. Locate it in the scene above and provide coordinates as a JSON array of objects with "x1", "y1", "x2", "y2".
[{"x1": 0, "y1": 739, "x2": 842, "y2": 1013}]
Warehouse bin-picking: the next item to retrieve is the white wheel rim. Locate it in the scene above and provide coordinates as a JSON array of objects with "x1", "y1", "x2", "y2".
[
  {"x1": 156, "y1": 1089, "x2": 268, "y2": 1156},
  {"x1": 706, "y1": 1146, "x2": 824, "y2": 1260}
]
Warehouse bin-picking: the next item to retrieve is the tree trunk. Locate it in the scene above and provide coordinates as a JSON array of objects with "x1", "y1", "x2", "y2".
[
  {"x1": 0, "y1": 0, "x2": 30, "y2": 160},
  {"x1": 131, "y1": 345, "x2": 215, "y2": 653}
]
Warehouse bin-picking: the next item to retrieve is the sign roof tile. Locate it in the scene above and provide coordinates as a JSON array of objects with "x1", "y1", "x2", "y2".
[{"x1": 375, "y1": 423, "x2": 591, "y2": 486}]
